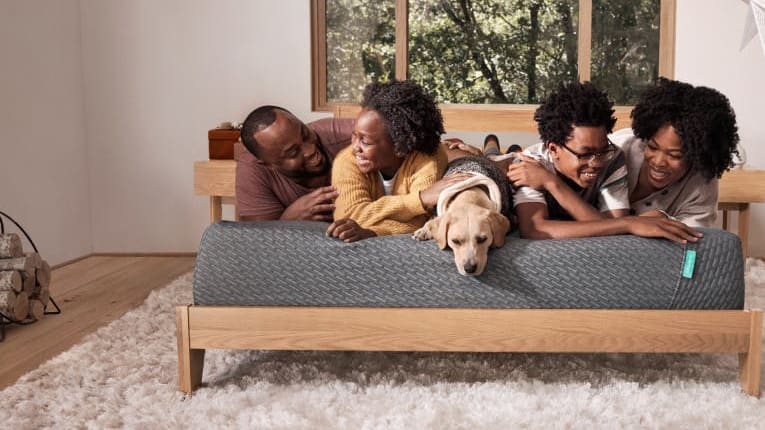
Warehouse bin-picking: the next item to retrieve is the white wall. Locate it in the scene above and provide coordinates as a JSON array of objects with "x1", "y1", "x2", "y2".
[
  {"x1": 675, "y1": 0, "x2": 765, "y2": 256},
  {"x1": 0, "y1": 0, "x2": 91, "y2": 265},
  {"x1": 79, "y1": 0, "x2": 328, "y2": 252}
]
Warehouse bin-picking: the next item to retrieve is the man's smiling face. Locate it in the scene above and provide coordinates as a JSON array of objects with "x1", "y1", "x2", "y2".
[{"x1": 253, "y1": 110, "x2": 330, "y2": 179}]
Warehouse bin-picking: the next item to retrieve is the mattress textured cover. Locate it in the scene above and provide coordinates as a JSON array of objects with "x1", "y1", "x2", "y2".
[{"x1": 193, "y1": 221, "x2": 744, "y2": 309}]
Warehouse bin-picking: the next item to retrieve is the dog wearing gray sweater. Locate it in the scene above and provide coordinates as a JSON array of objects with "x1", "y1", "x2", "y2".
[{"x1": 413, "y1": 157, "x2": 512, "y2": 276}]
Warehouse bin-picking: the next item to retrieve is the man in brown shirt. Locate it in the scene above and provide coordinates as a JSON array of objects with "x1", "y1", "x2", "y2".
[{"x1": 236, "y1": 105, "x2": 354, "y2": 221}]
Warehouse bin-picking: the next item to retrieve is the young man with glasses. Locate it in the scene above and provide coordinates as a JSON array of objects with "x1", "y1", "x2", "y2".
[{"x1": 507, "y1": 82, "x2": 700, "y2": 244}]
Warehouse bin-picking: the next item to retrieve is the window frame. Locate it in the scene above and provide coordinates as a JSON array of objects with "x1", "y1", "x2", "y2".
[{"x1": 311, "y1": 0, "x2": 676, "y2": 131}]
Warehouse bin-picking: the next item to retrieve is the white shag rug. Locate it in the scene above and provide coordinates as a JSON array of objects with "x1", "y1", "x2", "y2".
[{"x1": 2, "y1": 261, "x2": 765, "y2": 429}]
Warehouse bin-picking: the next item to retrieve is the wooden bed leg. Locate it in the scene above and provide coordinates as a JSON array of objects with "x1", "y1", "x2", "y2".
[
  {"x1": 739, "y1": 310, "x2": 762, "y2": 397},
  {"x1": 210, "y1": 196, "x2": 223, "y2": 223},
  {"x1": 738, "y1": 204, "x2": 750, "y2": 259},
  {"x1": 176, "y1": 306, "x2": 205, "y2": 394}
]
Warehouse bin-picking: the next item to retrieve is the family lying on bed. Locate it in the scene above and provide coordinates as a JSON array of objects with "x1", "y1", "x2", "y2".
[{"x1": 234, "y1": 78, "x2": 739, "y2": 274}]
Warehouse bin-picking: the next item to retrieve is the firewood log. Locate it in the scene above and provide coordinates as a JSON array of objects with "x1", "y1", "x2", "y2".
[
  {"x1": 37, "y1": 286, "x2": 50, "y2": 307},
  {"x1": 36, "y1": 260, "x2": 51, "y2": 289},
  {"x1": 0, "y1": 291, "x2": 28, "y2": 321},
  {"x1": 25, "y1": 252, "x2": 42, "y2": 269},
  {"x1": 28, "y1": 299, "x2": 44, "y2": 321},
  {"x1": 0, "y1": 291, "x2": 15, "y2": 313},
  {"x1": 0, "y1": 270, "x2": 22, "y2": 293},
  {"x1": 21, "y1": 271, "x2": 36, "y2": 295},
  {"x1": 0, "y1": 256, "x2": 33, "y2": 272},
  {"x1": 0, "y1": 234, "x2": 23, "y2": 259},
  {"x1": 13, "y1": 291, "x2": 28, "y2": 321}
]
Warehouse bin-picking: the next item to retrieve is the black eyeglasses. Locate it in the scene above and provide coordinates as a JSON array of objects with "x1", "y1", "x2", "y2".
[{"x1": 559, "y1": 139, "x2": 618, "y2": 164}]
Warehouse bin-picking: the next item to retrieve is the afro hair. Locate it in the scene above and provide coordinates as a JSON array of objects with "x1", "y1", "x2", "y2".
[
  {"x1": 361, "y1": 80, "x2": 444, "y2": 156},
  {"x1": 631, "y1": 78, "x2": 739, "y2": 180},
  {"x1": 534, "y1": 82, "x2": 616, "y2": 146}
]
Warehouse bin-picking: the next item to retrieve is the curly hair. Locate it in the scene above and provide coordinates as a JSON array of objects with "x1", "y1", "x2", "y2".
[
  {"x1": 631, "y1": 78, "x2": 739, "y2": 180},
  {"x1": 534, "y1": 82, "x2": 616, "y2": 146},
  {"x1": 361, "y1": 80, "x2": 444, "y2": 156}
]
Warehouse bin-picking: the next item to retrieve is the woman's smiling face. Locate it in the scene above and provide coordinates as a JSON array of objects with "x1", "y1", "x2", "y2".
[
  {"x1": 351, "y1": 108, "x2": 403, "y2": 177},
  {"x1": 641, "y1": 124, "x2": 690, "y2": 190}
]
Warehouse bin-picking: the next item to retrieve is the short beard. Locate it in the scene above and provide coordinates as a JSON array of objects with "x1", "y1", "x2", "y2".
[{"x1": 280, "y1": 145, "x2": 331, "y2": 180}]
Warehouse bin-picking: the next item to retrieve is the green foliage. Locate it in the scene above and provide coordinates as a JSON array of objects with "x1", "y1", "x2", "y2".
[
  {"x1": 590, "y1": 0, "x2": 660, "y2": 105},
  {"x1": 325, "y1": 0, "x2": 660, "y2": 105},
  {"x1": 326, "y1": 0, "x2": 396, "y2": 103},
  {"x1": 408, "y1": 0, "x2": 579, "y2": 104}
]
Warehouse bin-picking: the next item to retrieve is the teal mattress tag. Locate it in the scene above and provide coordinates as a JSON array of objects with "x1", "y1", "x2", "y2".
[{"x1": 682, "y1": 249, "x2": 697, "y2": 279}]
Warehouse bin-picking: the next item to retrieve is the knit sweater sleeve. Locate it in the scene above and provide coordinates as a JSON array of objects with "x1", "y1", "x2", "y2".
[{"x1": 332, "y1": 146, "x2": 446, "y2": 235}]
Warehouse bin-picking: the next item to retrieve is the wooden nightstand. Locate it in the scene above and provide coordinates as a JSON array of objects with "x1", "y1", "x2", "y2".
[
  {"x1": 718, "y1": 169, "x2": 765, "y2": 259},
  {"x1": 194, "y1": 160, "x2": 237, "y2": 222}
]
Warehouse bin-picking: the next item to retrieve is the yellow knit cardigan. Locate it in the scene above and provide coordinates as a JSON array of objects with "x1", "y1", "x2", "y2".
[{"x1": 332, "y1": 145, "x2": 447, "y2": 236}]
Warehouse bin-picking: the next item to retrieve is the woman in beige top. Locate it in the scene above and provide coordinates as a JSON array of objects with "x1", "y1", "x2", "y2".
[{"x1": 612, "y1": 78, "x2": 739, "y2": 228}]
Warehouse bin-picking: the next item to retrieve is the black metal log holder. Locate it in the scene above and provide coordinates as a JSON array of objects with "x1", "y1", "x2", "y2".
[{"x1": 0, "y1": 210, "x2": 61, "y2": 342}]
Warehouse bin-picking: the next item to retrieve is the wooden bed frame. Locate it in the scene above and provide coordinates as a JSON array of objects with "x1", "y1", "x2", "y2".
[{"x1": 180, "y1": 105, "x2": 763, "y2": 396}]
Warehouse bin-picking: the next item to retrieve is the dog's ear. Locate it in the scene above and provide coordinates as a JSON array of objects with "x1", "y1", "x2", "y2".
[
  {"x1": 434, "y1": 214, "x2": 451, "y2": 250},
  {"x1": 489, "y1": 213, "x2": 510, "y2": 248}
]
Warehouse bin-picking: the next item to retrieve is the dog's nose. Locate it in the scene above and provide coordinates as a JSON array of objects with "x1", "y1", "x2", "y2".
[{"x1": 464, "y1": 263, "x2": 478, "y2": 274}]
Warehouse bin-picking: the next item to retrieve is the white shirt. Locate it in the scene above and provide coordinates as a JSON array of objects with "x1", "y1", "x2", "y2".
[
  {"x1": 379, "y1": 172, "x2": 397, "y2": 196},
  {"x1": 513, "y1": 142, "x2": 630, "y2": 220},
  {"x1": 610, "y1": 128, "x2": 718, "y2": 228}
]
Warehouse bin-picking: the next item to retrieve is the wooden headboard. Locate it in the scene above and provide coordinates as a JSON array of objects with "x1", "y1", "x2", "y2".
[
  {"x1": 208, "y1": 103, "x2": 633, "y2": 160},
  {"x1": 333, "y1": 103, "x2": 633, "y2": 133}
]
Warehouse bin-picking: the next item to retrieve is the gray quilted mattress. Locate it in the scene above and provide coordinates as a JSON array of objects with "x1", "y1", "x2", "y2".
[{"x1": 193, "y1": 221, "x2": 744, "y2": 309}]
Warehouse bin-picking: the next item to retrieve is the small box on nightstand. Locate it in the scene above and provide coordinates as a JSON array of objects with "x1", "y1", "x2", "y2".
[{"x1": 208, "y1": 129, "x2": 241, "y2": 160}]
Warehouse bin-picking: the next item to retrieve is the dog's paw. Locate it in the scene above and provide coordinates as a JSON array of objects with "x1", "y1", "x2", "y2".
[{"x1": 412, "y1": 226, "x2": 432, "y2": 241}]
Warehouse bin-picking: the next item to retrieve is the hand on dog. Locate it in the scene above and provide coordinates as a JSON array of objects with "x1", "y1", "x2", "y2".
[
  {"x1": 419, "y1": 173, "x2": 474, "y2": 211},
  {"x1": 281, "y1": 186, "x2": 339, "y2": 221},
  {"x1": 625, "y1": 216, "x2": 702, "y2": 244},
  {"x1": 442, "y1": 138, "x2": 482, "y2": 157},
  {"x1": 506, "y1": 154, "x2": 556, "y2": 190},
  {"x1": 326, "y1": 218, "x2": 376, "y2": 243}
]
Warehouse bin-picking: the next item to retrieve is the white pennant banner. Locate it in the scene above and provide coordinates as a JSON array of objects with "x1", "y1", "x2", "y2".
[{"x1": 741, "y1": 0, "x2": 765, "y2": 55}]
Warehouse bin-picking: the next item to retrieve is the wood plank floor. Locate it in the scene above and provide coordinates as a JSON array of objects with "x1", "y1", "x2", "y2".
[{"x1": 0, "y1": 255, "x2": 195, "y2": 390}]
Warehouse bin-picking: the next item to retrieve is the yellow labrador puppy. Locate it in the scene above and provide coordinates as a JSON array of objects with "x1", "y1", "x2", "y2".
[{"x1": 413, "y1": 157, "x2": 512, "y2": 276}]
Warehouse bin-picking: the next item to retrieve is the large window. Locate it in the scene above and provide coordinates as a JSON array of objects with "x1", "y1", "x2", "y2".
[{"x1": 312, "y1": 0, "x2": 675, "y2": 117}]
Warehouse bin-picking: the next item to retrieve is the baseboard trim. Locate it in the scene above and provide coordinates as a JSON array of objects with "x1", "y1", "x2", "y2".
[
  {"x1": 51, "y1": 253, "x2": 94, "y2": 270},
  {"x1": 51, "y1": 252, "x2": 197, "y2": 270}
]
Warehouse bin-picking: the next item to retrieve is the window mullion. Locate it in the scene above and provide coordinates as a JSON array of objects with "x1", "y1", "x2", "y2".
[
  {"x1": 577, "y1": 0, "x2": 593, "y2": 82},
  {"x1": 311, "y1": 0, "x2": 329, "y2": 111},
  {"x1": 395, "y1": 0, "x2": 408, "y2": 80},
  {"x1": 658, "y1": 0, "x2": 676, "y2": 78}
]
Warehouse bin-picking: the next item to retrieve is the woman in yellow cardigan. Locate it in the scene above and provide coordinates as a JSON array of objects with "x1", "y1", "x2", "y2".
[{"x1": 327, "y1": 80, "x2": 468, "y2": 242}]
